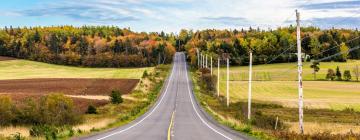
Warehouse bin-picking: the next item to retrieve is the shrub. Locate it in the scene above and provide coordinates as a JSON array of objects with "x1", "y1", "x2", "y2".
[
  {"x1": 29, "y1": 125, "x2": 59, "y2": 139},
  {"x1": 18, "y1": 98, "x2": 41, "y2": 124},
  {"x1": 0, "y1": 95, "x2": 15, "y2": 125},
  {"x1": 201, "y1": 73, "x2": 217, "y2": 92},
  {"x1": 110, "y1": 90, "x2": 123, "y2": 104},
  {"x1": 326, "y1": 69, "x2": 336, "y2": 81},
  {"x1": 39, "y1": 93, "x2": 81, "y2": 125},
  {"x1": 142, "y1": 70, "x2": 149, "y2": 78},
  {"x1": 344, "y1": 70, "x2": 352, "y2": 81},
  {"x1": 86, "y1": 105, "x2": 97, "y2": 114}
]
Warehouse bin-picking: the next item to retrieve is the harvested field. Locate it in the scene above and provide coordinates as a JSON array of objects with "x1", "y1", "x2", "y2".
[
  {"x1": 0, "y1": 78, "x2": 139, "y2": 95},
  {"x1": 0, "y1": 56, "x2": 16, "y2": 61}
]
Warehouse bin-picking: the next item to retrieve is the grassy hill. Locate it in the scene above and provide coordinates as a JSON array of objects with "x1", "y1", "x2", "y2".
[{"x1": 0, "y1": 58, "x2": 152, "y2": 80}]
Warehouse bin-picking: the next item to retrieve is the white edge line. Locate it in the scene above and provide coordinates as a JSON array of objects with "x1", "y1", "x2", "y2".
[
  {"x1": 96, "y1": 55, "x2": 177, "y2": 140},
  {"x1": 183, "y1": 54, "x2": 232, "y2": 140}
]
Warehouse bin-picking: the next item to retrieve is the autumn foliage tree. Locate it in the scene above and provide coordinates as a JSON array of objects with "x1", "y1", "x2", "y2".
[{"x1": 0, "y1": 26, "x2": 176, "y2": 67}]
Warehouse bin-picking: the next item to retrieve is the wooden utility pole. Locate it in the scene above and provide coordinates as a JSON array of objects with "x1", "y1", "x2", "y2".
[
  {"x1": 248, "y1": 51, "x2": 253, "y2": 120},
  {"x1": 197, "y1": 49, "x2": 200, "y2": 68},
  {"x1": 201, "y1": 53, "x2": 204, "y2": 68},
  {"x1": 211, "y1": 56, "x2": 213, "y2": 75},
  {"x1": 217, "y1": 58, "x2": 220, "y2": 97},
  {"x1": 296, "y1": 9, "x2": 304, "y2": 134},
  {"x1": 206, "y1": 54, "x2": 208, "y2": 68},
  {"x1": 226, "y1": 57, "x2": 230, "y2": 107},
  {"x1": 203, "y1": 54, "x2": 205, "y2": 68}
]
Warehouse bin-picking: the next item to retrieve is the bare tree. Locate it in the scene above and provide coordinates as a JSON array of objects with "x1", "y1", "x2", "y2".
[{"x1": 353, "y1": 65, "x2": 359, "y2": 82}]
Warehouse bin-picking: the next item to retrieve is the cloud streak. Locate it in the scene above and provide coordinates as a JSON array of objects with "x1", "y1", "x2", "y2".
[
  {"x1": 0, "y1": 0, "x2": 359, "y2": 32},
  {"x1": 301, "y1": 0, "x2": 360, "y2": 10},
  {"x1": 305, "y1": 16, "x2": 360, "y2": 28}
]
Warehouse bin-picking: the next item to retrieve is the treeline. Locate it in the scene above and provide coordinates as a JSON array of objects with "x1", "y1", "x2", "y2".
[
  {"x1": 181, "y1": 27, "x2": 360, "y2": 66},
  {"x1": 0, "y1": 26, "x2": 176, "y2": 67}
]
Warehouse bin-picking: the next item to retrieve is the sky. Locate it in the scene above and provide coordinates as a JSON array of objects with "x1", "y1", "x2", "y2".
[{"x1": 0, "y1": 0, "x2": 359, "y2": 33}]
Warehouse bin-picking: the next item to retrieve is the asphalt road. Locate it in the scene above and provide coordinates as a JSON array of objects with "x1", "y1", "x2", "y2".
[{"x1": 82, "y1": 52, "x2": 248, "y2": 140}]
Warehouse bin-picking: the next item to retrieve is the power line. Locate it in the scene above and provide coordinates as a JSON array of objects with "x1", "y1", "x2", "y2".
[{"x1": 313, "y1": 36, "x2": 360, "y2": 58}]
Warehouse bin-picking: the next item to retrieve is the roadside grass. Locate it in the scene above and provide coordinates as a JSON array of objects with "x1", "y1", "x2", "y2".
[
  {"x1": 192, "y1": 68, "x2": 360, "y2": 139},
  {"x1": 218, "y1": 60, "x2": 360, "y2": 81},
  {"x1": 0, "y1": 59, "x2": 152, "y2": 80},
  {"x1": 191, "y1": 69, "x2": 273, "y2": 140}
]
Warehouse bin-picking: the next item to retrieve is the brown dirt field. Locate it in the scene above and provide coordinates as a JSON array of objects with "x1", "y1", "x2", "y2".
[
  {"x1": 0, "y1": 56, "x2": 16, "y2": 61},
  {"x1": 0, "y1": 78, "x2": 139, "y2": 95},
  {"x1": 0, "y1": 78, "x2": 138, "y2": 113}
]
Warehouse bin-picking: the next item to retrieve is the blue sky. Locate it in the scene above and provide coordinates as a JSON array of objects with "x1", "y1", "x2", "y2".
[{"x1": 0, "y1": 0, "x2": 359, "y2": 32}]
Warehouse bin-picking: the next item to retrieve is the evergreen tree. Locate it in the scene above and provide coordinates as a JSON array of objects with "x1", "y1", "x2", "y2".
[{"x1": 336, "y1": 66, "x2": 342, "y2": 81}]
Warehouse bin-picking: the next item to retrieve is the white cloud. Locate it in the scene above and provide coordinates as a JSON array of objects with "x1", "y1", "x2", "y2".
[{"x1": 1, "y1": 0, "x2": 359, "y2": 32}]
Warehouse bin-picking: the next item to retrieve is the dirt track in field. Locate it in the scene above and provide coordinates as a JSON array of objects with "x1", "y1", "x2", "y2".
[
  {"x1": 0, "y1": 78, "x2": 139, "y2": 95},
  {"x1": 0, "y1": 56, "x2": 16, "y2": 61}
]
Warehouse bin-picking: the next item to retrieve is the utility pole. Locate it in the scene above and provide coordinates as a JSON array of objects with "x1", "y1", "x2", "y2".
[
  {"x1": 197, "y1": 49, "x2": 200, "y2": 68},
  {"x1": 199, "y1": 52, "x2": 202, "y2": 68},
  {"x1": 211, "y1": 56, "x2": 213, "y2": 75},
  {"x1": 248, "y1": 51, "x2": 253, "y2": 120},
  {"x1": 296, "y1": 9, "x2": 304, "y2": 134},
  {"x1": 226, "y1": 57, "x2": 229, "y2": 107},
  {"x1": 206, "y1": 55, "x2": 208, "y2": 68},
  {"x1": 203, "y1": 55, "x2": 205, "y2": 68},
  {"x1": 217, "y1": 58, "x2": 220, "y2": 97},
  {"x1": 203, "y1": 54, "x2": 205, "y2": 68},
  {"x1": 201, "y1": 53, "x2": 203, "y2": 68}
]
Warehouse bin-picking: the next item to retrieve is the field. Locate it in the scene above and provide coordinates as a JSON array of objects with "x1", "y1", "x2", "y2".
[
  {"x1": 217, "y1": 60, "x2": 360, "y2": 110},
  {"x1": 0, "y1": 58, "x2": 149, "y2": 111},
  {"x1": 0, "y1": 78, "x2": 139, "y2": 96},
  {"x1": 219, "y1": 60, "x2": 360, "y2": 81},
  {"x1": 0, "y1": 57, "x2": 157, "y2": 138},
  {"x1": 0, "y1": 57, "x2": 150, "y2": 80}
]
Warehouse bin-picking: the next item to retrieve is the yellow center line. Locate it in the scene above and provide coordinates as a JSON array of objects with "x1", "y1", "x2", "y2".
[{"x1": 167, "y1": 111, "x2": 175, "y2": 140}]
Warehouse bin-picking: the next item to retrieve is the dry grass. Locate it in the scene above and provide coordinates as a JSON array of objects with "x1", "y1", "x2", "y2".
[
  {"x1": 73, "y1": 118, "x2": 116, "y2": 132},
  {"x1": 0, "y1": 126, "x2": 30, "y2": 137},
  {"x1": 67, "y1": 95, "x2": 144, "y2": 101},
  {"x1": 286, "y1": 122, "x2": 360, "y2": 135}
]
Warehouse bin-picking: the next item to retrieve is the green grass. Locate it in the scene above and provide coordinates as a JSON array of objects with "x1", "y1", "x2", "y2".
[
  {"x1": 193, "y1": 68, "x2": 360, "y2": 138},
  {"x1": 217, "y1": 60, "x2": 360, "y2": 81},
  {"x1": 0, "y1": 59, "x2": 152, "y2": 80},
  {"x1": 215, "y1": 60, "x2": 360, "y2": 111}
]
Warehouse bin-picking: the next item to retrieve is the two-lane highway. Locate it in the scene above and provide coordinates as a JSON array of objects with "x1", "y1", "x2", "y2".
[{"x1": 82, "y1": 52, "x2": 248, "y2": 140}]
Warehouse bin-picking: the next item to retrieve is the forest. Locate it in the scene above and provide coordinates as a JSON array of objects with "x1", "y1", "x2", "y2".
[
  {"x1": 1, "y1": 26, "x2": 360, "y2": 67},
  {"x1": 181, "y1": 26, "x2": 360, "y2": 66},
  {"x1": 0, "y1": 26, "x2": 176, "y2": 67}
]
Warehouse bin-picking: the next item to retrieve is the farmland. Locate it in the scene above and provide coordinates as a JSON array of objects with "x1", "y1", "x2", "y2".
[
  {"x1": 0, "y1": 56, "x2": 150, "y2": 80},
  {"x1": 216, "y1": 60, "x2": 360, "y2": 110},
  {"x1": 0, "y1": 57, "x2": 167, "y2": 139},
  {"x1": 219, "y1": 60, "x2": 360, "y2": 81}
]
